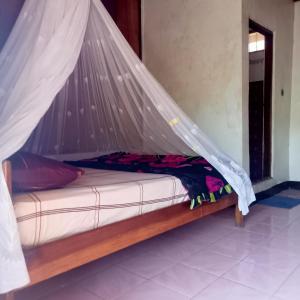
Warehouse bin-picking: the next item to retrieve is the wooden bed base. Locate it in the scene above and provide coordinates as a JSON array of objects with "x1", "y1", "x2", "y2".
[{"x1": 1, "y1": 160, "x2": 243, "y2": 300}]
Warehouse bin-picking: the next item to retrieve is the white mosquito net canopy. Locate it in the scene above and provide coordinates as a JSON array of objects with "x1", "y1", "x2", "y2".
[{"x1": 0, "y1": 0, "x2": 255, "y2": 293}]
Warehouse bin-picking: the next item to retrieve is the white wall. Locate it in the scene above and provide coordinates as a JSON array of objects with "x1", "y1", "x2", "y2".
[
  {"x1": 243, "y1": 0, "x2": 294, "y2": 182},
  {"x1": 142, "y1": 0, "x2": 245, "y2": 167},
  {"x1": 290, "y1": 2, "x2": 300, "y2": 181},
  {"x1": 142, "y1": 0, "x2": 294, "y2": 183}
]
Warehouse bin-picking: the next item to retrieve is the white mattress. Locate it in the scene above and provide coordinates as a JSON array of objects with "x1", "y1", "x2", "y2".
[{"x1": 13, "y1": 168, "x2": 188, "y2": 248}]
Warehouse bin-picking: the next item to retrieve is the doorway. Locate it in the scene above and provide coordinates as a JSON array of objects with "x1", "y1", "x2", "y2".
[
  {"x1": 248, "y1": 20, "x2": 273, "y2": 183},
  {"x1": 101, "y1": 0, "x2": 142, "y2": 58}
]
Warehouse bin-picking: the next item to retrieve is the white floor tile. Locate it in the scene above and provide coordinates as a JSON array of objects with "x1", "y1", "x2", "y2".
[
  {"x1": 275, "y1": 265, "x2": 300, "y2": 300},
  {"x1": 182, "y1": 250, "x2": 239, "y2": 276},
  {"x1": 193, "y1": 278, "x2": 270, "y2": 300},
  {"x1": 116, "y1": 281, "x2": 189, "y2": 300},
  {"x1": 223, "y1": 261, "x2": 292, "y2": 295},
  {"x1": 152, "y1": 263, "x2": 217, "y2": 297},
  {"x1": 82, "y1": 266, "x2": 145, "y2": 300},
  {"x1": 118, "y1": 251, "x2": 175, "y2": 279},
  {"x1": 244, "y1": 246, "x2": 300, "y2": 272}
]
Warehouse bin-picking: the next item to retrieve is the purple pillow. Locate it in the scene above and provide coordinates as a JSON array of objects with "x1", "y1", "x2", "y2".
[{"x1": 10, "y1": 152, "x2": 84, "y2": 192}]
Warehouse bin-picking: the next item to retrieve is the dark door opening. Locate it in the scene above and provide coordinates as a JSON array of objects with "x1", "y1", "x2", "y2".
[
  {"x1": 248, "y1": 20, "x2": 273, "y2": 183},
  {"x1": 102, "y1": 0, "x2": 142, "y2": 58}
]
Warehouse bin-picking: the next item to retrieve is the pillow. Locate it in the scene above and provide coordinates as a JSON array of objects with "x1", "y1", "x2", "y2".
[{"x1": 10, "y1": 152, "x2": 84, "y2": 192}]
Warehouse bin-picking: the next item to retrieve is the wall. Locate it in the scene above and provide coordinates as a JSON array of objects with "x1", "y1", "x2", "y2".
[
  {"x1": 289, "y1": 2, "x2": 300, "y2": 181},
  {"x1": 142, "y1": 0, "x2": 245, "y2": 167},
  {"x1": 0, "y1": 0, "x2": 24, "y2": 51},
  {"x1": 143, "y1": 0, "x2": 294, "y2": 183},
  {"x1": 242, "y1": 0, "x2": 294, "y2": 183}
]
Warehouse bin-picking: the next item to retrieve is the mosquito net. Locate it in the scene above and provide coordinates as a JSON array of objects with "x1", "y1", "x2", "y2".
[{"x1": 0, "y1": 0, "x2": 255, "y2": 292}]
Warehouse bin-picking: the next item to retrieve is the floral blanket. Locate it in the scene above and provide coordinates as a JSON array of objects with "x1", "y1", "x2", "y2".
[{"x1": 70, "y1": 152, "x2": 233, "y2": 209}]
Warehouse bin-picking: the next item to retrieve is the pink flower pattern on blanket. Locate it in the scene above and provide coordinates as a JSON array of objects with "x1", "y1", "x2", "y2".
[
  {"x1": 115, "y1": 154, "x2": 141, "y2": 164},
  {"x1": 206, "y1": 176, "x2": 225, "y2": 193},
  {"x1": 162, "y1": 155, "x2": 188, "y2": 163}
]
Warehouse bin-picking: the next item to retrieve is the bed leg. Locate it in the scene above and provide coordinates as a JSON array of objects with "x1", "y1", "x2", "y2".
[
  {"x1": 2, "y1": 160, "x2": 12, "y2": 195},
  {"x1": 235, "y1": 205, "x2": 244, "y2": 227}
]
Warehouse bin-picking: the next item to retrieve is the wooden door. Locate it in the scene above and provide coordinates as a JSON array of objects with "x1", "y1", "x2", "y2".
[
  {"x1": 102, "y1": 0, "x2": 141, "y2": 58},
  {"x1": 249, "y1": 20, "x2": 273, "y2": 182},
  {"x1": 249, "y1": 81, "x2": 264, "y2": 182}
]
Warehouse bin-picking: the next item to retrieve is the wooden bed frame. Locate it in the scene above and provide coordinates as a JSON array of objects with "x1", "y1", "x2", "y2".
[{"x1": 1, "y1": 160, "x2": 243, "y2": 300}]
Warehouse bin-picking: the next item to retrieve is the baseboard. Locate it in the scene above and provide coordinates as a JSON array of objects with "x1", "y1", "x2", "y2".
[{"x1": 254, "y1": 181, "x2": 300, "y2": 201}]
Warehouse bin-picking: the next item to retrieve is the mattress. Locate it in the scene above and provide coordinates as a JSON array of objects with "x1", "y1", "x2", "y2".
[{"x1": 13, "y1": 168, "x2": 188, "y2": 248}]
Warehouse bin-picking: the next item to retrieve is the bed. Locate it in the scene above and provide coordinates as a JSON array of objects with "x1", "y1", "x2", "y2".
[
  {"x1": 14, "y1": 168, "x2": 189, "y2": 248},
  {"x1": 2, "y1": 160, "x2": 243, "y2": 300}
]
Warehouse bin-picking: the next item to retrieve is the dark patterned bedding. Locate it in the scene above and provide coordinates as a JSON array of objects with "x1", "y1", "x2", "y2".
[{"x1": 69, "y1": 152, "x2": 233, "y2": 209}]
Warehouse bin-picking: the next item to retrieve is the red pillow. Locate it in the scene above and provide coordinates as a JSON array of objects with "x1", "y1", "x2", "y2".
[{"x1": 10, "y1": 152, "x2": 84, "y2": 192}]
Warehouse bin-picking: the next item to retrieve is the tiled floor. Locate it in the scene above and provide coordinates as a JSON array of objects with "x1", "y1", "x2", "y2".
[{"x1": 11, "y1": 189, "x2": 300, "y2": 299}]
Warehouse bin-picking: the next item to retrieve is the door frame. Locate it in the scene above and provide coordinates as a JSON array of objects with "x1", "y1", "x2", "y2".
[{"x1": 249, "y1": 19, "x2": 273, "y2": 180}]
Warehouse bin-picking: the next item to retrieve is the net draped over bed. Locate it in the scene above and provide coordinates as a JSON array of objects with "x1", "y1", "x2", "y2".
[{"x1": 0, "y1": 0, "x2": 255, "y2": 293}]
